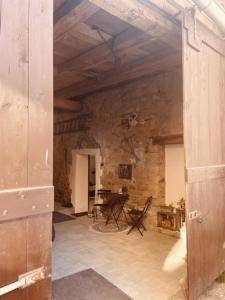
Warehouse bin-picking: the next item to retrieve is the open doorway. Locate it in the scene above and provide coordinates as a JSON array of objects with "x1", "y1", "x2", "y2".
[
  {"x1": 52, "y1": 0, "x2": 188, "y2": 298},
  {"x1": 53, "y1": 77, "x2": 187, "y2": 299}
]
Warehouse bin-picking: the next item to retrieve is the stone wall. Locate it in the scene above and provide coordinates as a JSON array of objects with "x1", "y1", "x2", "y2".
[{"x1": 54, "y1": 66, "x2": 183, "y2": 225}]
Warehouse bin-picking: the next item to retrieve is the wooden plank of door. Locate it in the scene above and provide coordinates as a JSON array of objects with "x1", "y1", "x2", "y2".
[
  {"x1": 0, "y1": 1, "x2": 29, "y2": 299},
  {"x1": 28, "y1": 0, "x2": 53, "y2": 187},
  {"x1": 26, "y1": 1, "x2": 53, "y2": 299},
  {"x1": 183, "y1": 11, "x2": 225, "y2": 300}
]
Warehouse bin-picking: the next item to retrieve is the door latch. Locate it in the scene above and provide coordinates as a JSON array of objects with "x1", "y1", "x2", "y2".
[
  {"x1": 0, "y1": 267, "x2": 45, "y2": 296},
  {"x1": 188, "y1": 210, "x2": 204, "y2": 223}
]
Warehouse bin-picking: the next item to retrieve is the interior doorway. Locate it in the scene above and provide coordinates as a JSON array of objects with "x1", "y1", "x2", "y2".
[
  {"x1": 70, "y1": 149, "x2": 102, "y2": 216},
  {"x1": 52, "y1": 0, "x2": 187, "y2": 295}
]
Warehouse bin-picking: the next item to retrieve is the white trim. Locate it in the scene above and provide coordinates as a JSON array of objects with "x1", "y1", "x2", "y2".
[{"x1": 70, "y1": 149, "x2": 102, "y2": 210}]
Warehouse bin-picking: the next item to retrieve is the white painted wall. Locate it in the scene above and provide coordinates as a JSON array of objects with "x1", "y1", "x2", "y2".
[
  {"x1": 72, "y1": 154, "x2": 89, "y2": 213},
  {"x1": 165, "y1": 144, "x2": 185, "y2": 207}
]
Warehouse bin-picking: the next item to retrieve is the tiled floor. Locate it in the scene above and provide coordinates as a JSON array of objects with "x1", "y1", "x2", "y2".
[{"x1": 52, "y1": 216, "x2": 186, "y2": 300}]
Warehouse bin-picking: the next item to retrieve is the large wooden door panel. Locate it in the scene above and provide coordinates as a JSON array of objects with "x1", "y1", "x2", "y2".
[
  {"x1": 0, "y1": 1, "x2": 53, "y2": 299},
  {"x1": 183, "y1": 11, "x2": 225, "y2": 300},
  {"x1": 187, "y1": 179, "x2": 225, "y2": 298}
]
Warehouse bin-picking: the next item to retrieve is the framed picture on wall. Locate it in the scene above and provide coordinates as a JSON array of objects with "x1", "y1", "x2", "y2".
[{"x1": 118, "y1": 164, "x2": 132, "y2": 179}]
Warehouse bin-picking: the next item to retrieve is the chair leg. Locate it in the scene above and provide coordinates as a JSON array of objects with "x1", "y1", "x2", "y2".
[
  {"x1": 93, "y1": 207, "x2": 97, "y2": 223},
  {"x1": 113, "y1": 211, "x2": 120, "y2": 229},
  {"x1": 114, "y1": 205, "x2": 123, "y2": 229},
  {"x1": 122, "y1": 208, "x2": 129, "y2": 225},
  {"x1": 106, "y1": 212, "x2": 111, "y2": 225},
  {"x1": 127, "y1": 216, "x2": 145, "y2": 236},
  {"x1": 140, "y1": 222, "x2": 146, "y2": 231},
  {"x1": 115, "y1": 208, "x2": 124, "y2": 228},
  {"x1": 136, "y1": 218, "x2": 145, "y2": 236},
  {"x1": 127, "y1": 214, "x2": 136, "y2": 235},
  {"x1": 127, "y1": 223, "x2": 136, "y2": 235},
  {"x1": 137, "y1": 225, "x2": 144, "y2": 236},
  {"x1": 106, "y1": 206, "x2": 115, "y2": 225}
]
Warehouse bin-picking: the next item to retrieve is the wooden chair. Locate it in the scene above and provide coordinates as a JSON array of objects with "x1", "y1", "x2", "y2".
[
  {"x1": 94, "y1": 193, "x2": 129, "y2": 229},
  {"x1": 127, "y1": 196, "x2": 153, "y2": 236},
  {"x1": 93, "y1": 189, "x2": 111, "y2": 222}
]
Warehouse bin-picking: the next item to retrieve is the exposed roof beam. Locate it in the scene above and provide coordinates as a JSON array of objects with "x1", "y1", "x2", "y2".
[
  {"x1": 55, "y1": 49, "x2": 181, "y2": 98},
  {"x1": 54, "y1": 97, "x2": 82, "y2": 112},
  {"x1": 54, "y1": 0, "x2": 83, "y2": 24},
  {"x1": 88, "y1": 0, "x2": 181, "y2": 50},
  {"x1": 54, "y1": 0, "x2": 99, "y2": 41}
]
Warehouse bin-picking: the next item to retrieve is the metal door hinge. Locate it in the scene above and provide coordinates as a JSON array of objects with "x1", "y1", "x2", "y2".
[
  {"x1": 184, "y1": 8, "x2": 202, "y2": 52},
  {"x1": 188, "y1": 210, "x2": 204, "y2": 223},
  {"x1": 0, "y1": 267, "x2": 45, "y2": 296}
]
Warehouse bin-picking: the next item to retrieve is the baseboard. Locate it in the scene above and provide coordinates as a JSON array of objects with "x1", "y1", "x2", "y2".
[
  {"x1": 150, "y1": 225, "x2": 181, "y2": 238},
  {"x1": 72, "y1": 212, "x2": 88, "y2": 217}
]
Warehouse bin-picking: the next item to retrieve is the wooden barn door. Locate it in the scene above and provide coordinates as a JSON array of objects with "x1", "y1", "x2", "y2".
[
  {"x1": 183, "y1": 11, "x2": 225, "y2": 300},
  {"x1": 0, "y1": 1, "x2": 53, "y2": 299}
]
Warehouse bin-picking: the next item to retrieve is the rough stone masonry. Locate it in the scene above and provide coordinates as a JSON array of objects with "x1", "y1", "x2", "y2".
[{"x1": 54, "y1": 66, "x2": 183, "y2": 226}]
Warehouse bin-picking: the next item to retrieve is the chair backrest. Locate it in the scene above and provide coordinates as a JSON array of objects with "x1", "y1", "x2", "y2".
[
  {"x1": 97, "y1": 189, "x2": 111, "y2": 201},
  {"x1": 142, "y1": 196, "x2": 153, "y2": 217},
  {"x1": 97, "y1": 189, "x2": 111, "y2": 195}
]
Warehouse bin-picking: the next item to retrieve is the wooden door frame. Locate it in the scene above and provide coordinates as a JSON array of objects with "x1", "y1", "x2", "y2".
[{"x1": 70, "y1": 148, "x2": 102, "y2": 210}]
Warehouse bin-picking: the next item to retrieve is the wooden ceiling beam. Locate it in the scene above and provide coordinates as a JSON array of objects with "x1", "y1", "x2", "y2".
[
  {"x1": 54, "y1": 0, "x2": 99, "y2": 41},
  {"x1": 55, "y1": 49, "x2": 181, "y2": 98},
  {"x1": 88, "y1": 0, "x2": 181, "y2": 50},
  {"x1": 54, "y1": 0, "x2": 83, "y2": 24},
  {"x1": 56, "y1": 26, "x2": 146, "y2": 73},
  {"x1": 54, "y1": 97, "x2": 82, "y2": 112}
]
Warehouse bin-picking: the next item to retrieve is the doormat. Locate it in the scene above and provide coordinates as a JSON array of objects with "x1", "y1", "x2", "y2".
[
  {"x1": 90, "y1": 221, "x2": 129, "y2": 233},
  {"x1": 53, "y1": 211, "x2": 75, "y2": 224},
  {"x1": 53, "y1": 269, "x2": 132, "y2": 300}
]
